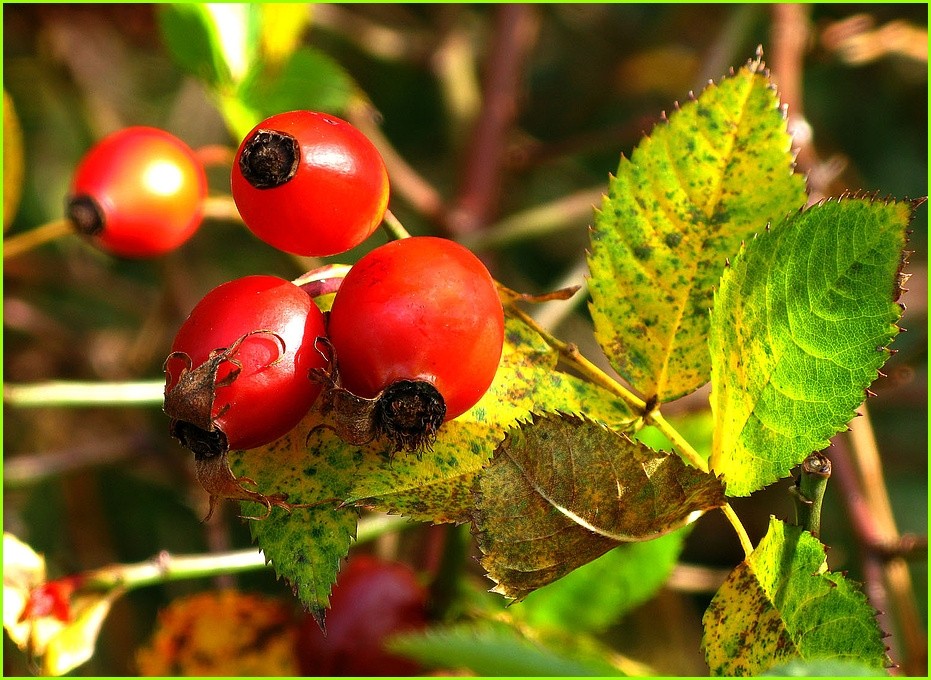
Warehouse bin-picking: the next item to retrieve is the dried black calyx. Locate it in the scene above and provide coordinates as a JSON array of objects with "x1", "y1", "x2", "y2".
[
  {"x1": 162, "y1": 330, "x2": 297, "y2": 521},
  {"x1": 239, "y1": 129, "x2": 300, "y2": 189},
  {"x1": 374, "y1": 380, "x2": 446, "y2": 453},
  {"x1": 312, "y1": 361, "x2": 448, "y2": 455},
  {"x1": 171, "y1": 420, "x2": 228, "y2": 461},
  {"x1": 66, "y1": 194, "x2": 105, "y2": 236}
]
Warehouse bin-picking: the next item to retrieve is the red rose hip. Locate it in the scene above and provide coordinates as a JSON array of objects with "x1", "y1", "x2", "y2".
[
  {"x1": 231, "y1": 110, "x2": 389, "y2": 257},
  {"x1": 163, "y1": 275, "x2": 328, "y2": 518},
  {"x1": 295, "y1": 555, "x2": 427, "y2": 676},
  {"x1": 324, "y1": 237, "x2": 504, "y2": 451},
  {"x1": 67, "y1": 126, "x2": 207, "y2": 258}
]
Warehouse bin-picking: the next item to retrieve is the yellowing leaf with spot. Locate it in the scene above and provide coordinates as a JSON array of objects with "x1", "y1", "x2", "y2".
[
  {"x1": 342, "y1": 317, "x2": 634, "y2": 523},
  {"x1": 230, "y1": 317, "x2": 631, "y2": 614},
  {"x1": 472, "y1": 413, "x2": 725, "y2": 601},
  {"x1": 588, "y1": 56, "x2": 807, "y2": 402},
  {"x1": 702, "y1": 517, "x2": 890, "y2": 676},
  {"x1": 709, "y1": 197, "x2": 914, "y2": 496}
]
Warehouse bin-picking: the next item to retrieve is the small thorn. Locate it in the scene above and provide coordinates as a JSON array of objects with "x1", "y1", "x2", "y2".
[{"x1": 866, "y1": 389, "x2": 877, "y2": 398}]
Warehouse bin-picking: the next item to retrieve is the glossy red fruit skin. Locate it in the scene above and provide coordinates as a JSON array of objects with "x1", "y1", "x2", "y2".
[
  {"x1": 68, "y1": 126, "x2": 207, "y2": 257},
  {"x1": 327, "y1": 236, "x2": 504, "y2": 421},
  {"x1": 164, "y1": 275, "x2": 327, "y2": 450},
  {"x1": 295, "y1": 555, "x2": 427, "y2": 676},
  {"x1": 231, "y1": 110, "x2": 389, "y2": 257}
]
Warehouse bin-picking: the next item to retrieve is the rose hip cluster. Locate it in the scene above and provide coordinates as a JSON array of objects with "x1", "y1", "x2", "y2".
[{"x1": 130, "y1": 110, "x2": 507, "y2": 519}]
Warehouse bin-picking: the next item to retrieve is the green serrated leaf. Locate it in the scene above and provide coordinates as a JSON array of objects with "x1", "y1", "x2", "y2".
[
  {"x1": 588, "y1": 57, "x2": 807, "y2": 403},
  {"x1": 514, "y1": 527, "x2": 688, "y2": 633},
  {"x1": 702, "y1": 517, "x2": 890, "y2": 676},
  {"x1": 229, "y1": 420, "x2": 360, "y2": 615},
  {"x1": 473, "y1": 412, "x2": 725, "y2": 600},
  {"x1": 388, "y1": 622, "x2": 625, "y2": 676},
  {"x1": 343, "y1": 316, "x2": 633, "y2": 523},
  {"x1": 709, "y1": 197, "x2": 913, "y2": 496}
]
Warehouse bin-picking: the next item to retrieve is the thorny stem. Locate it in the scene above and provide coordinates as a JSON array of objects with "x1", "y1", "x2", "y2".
[
  {"x1": 347, "y1": 99, "x2": 447, "y2": 225},
  {"x1": 79, "y1": 514, "x2": 408, "y2": 594},
  {"x1": 3, "y1": 218, "x2": 73, "y2": 260},
  {"x1": 458, "y1": 186, "x2": 607, "y2": 252},
  {"x1": 844, "y1": 403, "x2": 926, "y2": 675},
  {"x1": 792, "y1": 452, "x2": 831, "y2": 539}
]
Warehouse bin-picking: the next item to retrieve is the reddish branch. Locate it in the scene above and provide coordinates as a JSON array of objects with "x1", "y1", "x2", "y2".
[
  {"x1": 449, "y1": 4, "x2": 538, "y2": 236},
  {"x1": 828, "y1": 429, "x2": 928, "y2": 675}
]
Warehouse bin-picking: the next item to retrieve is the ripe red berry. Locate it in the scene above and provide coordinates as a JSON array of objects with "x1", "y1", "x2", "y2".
[
  {"x1": 295, "y1": 555, "x2": 427, "y2": 676},
  {"x1": 231, "y1": 110, "x2": 389, "y2": 257},
  {"x1": 163, "y1": 275, "x2": 327, "y2": 518},
  {"x1": 66, "y1": 126, "x2": 207, "y2": 258},
  {"x1": 324, "y1": 237, "x2": 504, "y2": 451}
]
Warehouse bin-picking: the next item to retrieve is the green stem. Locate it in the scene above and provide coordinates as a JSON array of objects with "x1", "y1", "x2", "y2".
[
  {"x1": 4, "y1": 218, "x2": 73, "y2": 260},
  {"x1": 506, "y1": 304, "x2": 646, "y2": 412},
  {"x1": 648, "y1": 410, "x2": 708, "y2": 473},
  {"x1": 720, "y1": 503, "x2": 754, "y2": 557},
  {"x1": 381, "y1": 209, "x2": 413, "y2": 241},
  {"x1": 4, "y1": 380, "x2": 164, "y2": 407},
  {"x1": 82, "y1": 514, "x2": 410, "y2": 593},
  {"x1": 426, "y1": 524, "x2": 471, "y2": 621},
  {"x1": 792, "y1": 452, "x2": 831, "y2": 538}
]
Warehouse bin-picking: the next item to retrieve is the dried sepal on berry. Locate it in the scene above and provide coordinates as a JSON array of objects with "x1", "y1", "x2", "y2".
[
  {"x1": 163, "y1": 329, "x2": 300, "y2": 521},
  {"x1": 309, "y1": 339, "x2": 445, "y2": 455}
]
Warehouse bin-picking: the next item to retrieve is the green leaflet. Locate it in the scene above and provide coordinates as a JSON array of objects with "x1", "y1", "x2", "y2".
[
  {"x1": 702, "y1": 517, "x2": 890, "y2": 676},
  {"x1": 709, "y1": 197, "x2": 913, "y2": 496},
  {"x1": 157, "y1": 3, "x2": 349, "y2": 141},
  {"x1": 229, "y1": 419, "x2": 360, "y2": 620},
  {"x1": 472, "y1": 413, "x2": 725, "y2": 601},
  {"x1": 588, "y1": 56, "x2": 807, "y2": 403}
]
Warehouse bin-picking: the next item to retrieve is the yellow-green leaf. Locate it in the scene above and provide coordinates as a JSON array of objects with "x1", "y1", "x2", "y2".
[
  {"x1": 587, "y1": 56, "x2": 807, "y2": 403},
  {"x1": 709, "y1": 197, "x2": 914, "y2": 496},
  {"x1": 702, "y1": 517, "x2": 890, "y2": 676},
  {"x1": 260, "y1": 3, "x2": 311, "y2": 68},
  {"x1": 472, "y1": 413, "x2": 726, "y2": 600},
  {"x1": 3, "y1": 533, "x2": 121, "y2": 677},
  {"x1": 229, "y1": 422, "x2": 360, "y2": 618},
  {"x1": 231, "y1": 316, "x2": 631, "y2": 612}
]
